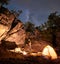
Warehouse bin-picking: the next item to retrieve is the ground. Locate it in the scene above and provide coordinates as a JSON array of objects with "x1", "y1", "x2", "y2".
[{"x1": 0, "y1": 45, "x2": 60, "y2": 64}]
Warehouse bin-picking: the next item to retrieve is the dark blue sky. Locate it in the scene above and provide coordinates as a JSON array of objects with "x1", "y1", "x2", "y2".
[{"x1": 6, "y1": 0, "x2": 60, "y2": 26}]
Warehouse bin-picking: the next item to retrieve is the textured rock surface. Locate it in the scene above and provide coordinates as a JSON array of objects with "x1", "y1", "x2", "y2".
[
  {"x1": 0, "y1": 24, "x2": 8, "y2": 41},
  {"x1": 0, "y1": 8, "x2": 26, "y2": 45},
  {"x1": 0, "y1": 13, "x2": 15, "y2": 41},
  {"x1": 5, "y1": 21, "x2": 26, "y2": 45}
]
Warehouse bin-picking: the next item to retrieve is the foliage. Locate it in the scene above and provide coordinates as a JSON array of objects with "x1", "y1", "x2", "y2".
[
  {"x1": 11, "y1": 10, "x2": 22, "y2": 18},
  {"x1": 0, "y1": 0, "x2": 10, "y2": 14},
  {"x1": 24, "y1": 21, "x2": 35, "y2": 33},
  {"x1": 39, "y1": 12, "x2": 60, "y2": 32},
  {"x1": 38, "y1": 12, "x2": 60, "y2": 47},
  {"x1": 47, "y1": 12, "x2": 60, "y2": 31},
  {"x1": 0, "y1": 0, "x2": 10, "y2": 6}
]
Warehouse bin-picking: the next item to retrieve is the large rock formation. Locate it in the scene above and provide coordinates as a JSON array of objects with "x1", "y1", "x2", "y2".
[
  {"x1": 5, "y1": 20, "x2": 26, "y2": 45},
  {"x1": 0, "y1": 7, "x2": 26, "y2": 45},
  {"x1": 0, "y1": 13, "x2": 15, "y2": 41}
]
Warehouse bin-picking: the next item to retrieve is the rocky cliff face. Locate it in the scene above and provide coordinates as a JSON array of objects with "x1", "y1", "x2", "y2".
[
  {"x1": 0, "y1": 13, "x2": 15, "y2": 41},
  {"x1": 5, "y1": 20, "x2": 26, "y2": 45},
  {"x1": 0, "y1": 7, "x2": 26, "y2": 45}
]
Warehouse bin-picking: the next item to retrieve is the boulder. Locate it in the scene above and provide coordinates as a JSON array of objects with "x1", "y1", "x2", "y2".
[
  {"x1": 0, "y1": 24, "x2": 8, "y2": 41},
  {"x1": 0, "y1": 13, "x2": 15, "y2": 41},
  {"x1": 5, "y1": 20, "x2": 26, "y2": 45},
  {"x1": 0, "y1": 9, "x2": 26, "y2": 45}
]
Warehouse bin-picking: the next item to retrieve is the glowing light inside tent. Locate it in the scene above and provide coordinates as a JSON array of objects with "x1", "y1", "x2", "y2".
[
  {"x1": 42, "y1": 45, "x2": 57, "y2": 60},
  {"x1": 9, "y1": 45, "x2": 57, "y2": 59}
]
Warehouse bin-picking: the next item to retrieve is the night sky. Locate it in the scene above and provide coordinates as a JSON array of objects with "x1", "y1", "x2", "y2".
[{"x1": 6, "y1": 0, "x2": 60, "y2": 26}]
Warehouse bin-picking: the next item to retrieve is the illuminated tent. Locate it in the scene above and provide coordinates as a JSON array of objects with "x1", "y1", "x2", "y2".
[{"x1": 42, "y1": 45, "x2": 57, "y2": 60}]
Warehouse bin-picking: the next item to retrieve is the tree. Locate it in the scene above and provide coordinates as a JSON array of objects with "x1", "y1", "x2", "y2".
[
  {"x1": 47, "y1": 12, "x2": 60, "y2": 30},
  {"x1": 45, "y1": 12, "x2": 60, "y2": 47},
  {"x1": 24, "y1": 21, "x2": 35, "y2": 33},
  {"x1": 0, "y1": 0, "x2": 10, "y2": 7},
  {"x1": 0, "y1": 0, "x2": 10, "y2": 13},
  {"x1": 11, "y1": 10, "x2": 22, "y2": 18},
  {"x1": 38, "y1": 12, "x2": 60, "y2": 47}
]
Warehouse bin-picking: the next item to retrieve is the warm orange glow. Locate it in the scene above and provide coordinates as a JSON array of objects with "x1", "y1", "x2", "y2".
[
  {"x1": 0, "y1": 24, "x2": 8, "y2": 36},
  {"x1": 22, "y1": 51, "x2": 27, "y2": 55},
  {"x1": 42, "y1": 45, "x2": 57, "y2": 60},
  {"x1": 14, "y1": 47, "x2": 22, "y2": 53},
  {"x1": 30, "y1": 52, "x2": 41, "y2": 56},
  {"x1": 9, "y1": 45, "x2": 57, "y2": 59},
  {"x1": 10, "y1": 47, "x2": 27, "y2": 55}
]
